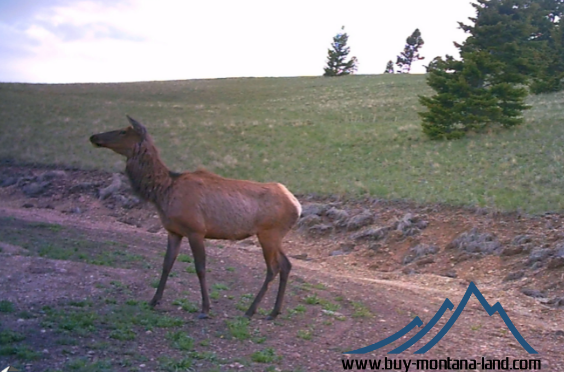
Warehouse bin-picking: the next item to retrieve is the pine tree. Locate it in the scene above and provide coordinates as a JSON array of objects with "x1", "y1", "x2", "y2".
[
  {"x1": 384, "y1": 60, "x2": 394, "y2": 74},
  {"x1": 456, "y1": 0, "x2": 542, "y2": 84},
  {"x1": 529, "y1": 0, "x2": 564, "y2": 93},
  {"x1": 323, "y1": 26, "x2": 358, "y2": 77},
  {"x1": 418, "y1": 1, "x2": 532, "y2": 140},
  {"x1": 396, "y1": 29, "x2": 425, "y2": 73}
]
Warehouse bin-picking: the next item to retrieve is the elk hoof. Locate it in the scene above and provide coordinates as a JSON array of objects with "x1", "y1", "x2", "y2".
[
  {"x1": 266, "y1": 313, "x2": 278, "y2": 321},
  {"x1": 198, "y1": 312, "x2": 209, "y2": 319},
  {"x1": 149, "y1": 299, "x2": 160, "y2": 308}
]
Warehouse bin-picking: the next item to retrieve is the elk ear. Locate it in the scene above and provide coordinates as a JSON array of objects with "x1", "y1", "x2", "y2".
[{"x1": 126, "y1": 115, "x2": 147, "y2": 138}]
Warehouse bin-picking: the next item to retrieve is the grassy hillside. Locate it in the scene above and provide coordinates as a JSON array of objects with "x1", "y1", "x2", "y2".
[{"x1": 1, "y1": 74, "x2": 564, "y2": 213}]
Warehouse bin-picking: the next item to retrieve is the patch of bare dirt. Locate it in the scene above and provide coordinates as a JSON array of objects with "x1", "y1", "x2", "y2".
[{"x1": 1, "y1": 164, "x2": 564, "y2": 371}]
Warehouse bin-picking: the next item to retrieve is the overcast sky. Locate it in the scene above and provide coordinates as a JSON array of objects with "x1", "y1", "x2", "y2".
[{"x1": 0, "y1": 0, "x2": 476, "y2": 84}]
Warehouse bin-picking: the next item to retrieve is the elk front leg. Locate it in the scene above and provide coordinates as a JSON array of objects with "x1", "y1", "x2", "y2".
[{"x1": 150, "y1": 232, "x2": 182, "y2": 307}]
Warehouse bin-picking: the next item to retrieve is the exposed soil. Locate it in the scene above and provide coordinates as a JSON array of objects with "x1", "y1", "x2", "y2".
[{"x1": 1, "y1": 164, "x2": 564, "y2": 371}]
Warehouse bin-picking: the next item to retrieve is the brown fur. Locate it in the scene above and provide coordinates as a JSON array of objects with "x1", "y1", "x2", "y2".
[{"x1": 90, "y1": 116, "x2": 301, "y2": 319}]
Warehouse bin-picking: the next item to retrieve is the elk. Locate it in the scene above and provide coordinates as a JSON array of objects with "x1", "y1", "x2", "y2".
[{"x1": 89, "y1": 116, "x2": 301, "y2": 320}]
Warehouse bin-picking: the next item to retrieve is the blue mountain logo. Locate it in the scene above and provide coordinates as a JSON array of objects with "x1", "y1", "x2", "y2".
[{"x1": 344, "y1": 282, "x2": 537, "y2": 354}]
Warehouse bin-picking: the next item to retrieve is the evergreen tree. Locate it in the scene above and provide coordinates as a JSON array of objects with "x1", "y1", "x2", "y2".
[
  {"x1": 384, "y1": 60, "x2": 394, "y2": 74},
  {"x1": 323, "y1": 26, "x2": 358, "y2": 77},
  {"x1": 529, "y1": 0, "x2": 564, "y2": 93},
  {"x1": 456, "y1": 0, "x2": 542, "y2": 85},
  {"x1": 419, "y1": 1, "x2": 532, "y2": 140},
  {"x1": 396, "y1": 29, "x2": 425, "y2": 73}
]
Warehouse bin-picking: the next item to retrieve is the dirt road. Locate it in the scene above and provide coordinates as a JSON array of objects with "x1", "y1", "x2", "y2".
[{"x1": 1, "y1": 165, "x2": 563, "y2": 371}]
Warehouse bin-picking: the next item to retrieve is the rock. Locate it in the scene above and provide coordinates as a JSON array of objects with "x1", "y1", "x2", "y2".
[
  {"x1": 119, "y1": 216, "x2": 141, "y2": 227},
  {"x1": 69, "y1": 182, "x2": 99, "y2": 194},
  {"x1": 330, "y1": 250, "x2": 348, "y2": 257},
  {"x1": 69, "y1": 207, "x2": 82, "y2": 214},
  {"x1": 402, "y1": 244, "x2": 439, "y2": 265},
  {"x1": 38, "y1": 170, "x2": 67, "y2": 182},
  {"x1": 547, "y1": 257, "x2": 564, "y2": 269},
  {"x1": 99, "y1": 173, "x2": 122, "y2": 200},
  {"x1": 503, "y1": 271, "x2": 525, "y2": 282},
  {"x1": 290, "y1": 253, "x2": 310, "y2": 261},
  {"x1": 147, "y1": 224, "x2": 162, "y2": 233},
  {"x1": 521, "y1": 288, "x2": 546, "y2": 298},
  {"x1": 1, "y1": 177, "x2": 18, "y2": 187},
  {"x1": 22, "y1": 181, "x2": 51, "y2": 197},
  {"x1": 554, "y1": 244, "x2": 564, "y2": 258},
  {"x1": 442, "y1": 270, "x2": 457, "y2": 278},
  {"x1": 512, "y1": 235, "x2": 532, "y2": 246},
  {"x1": 123, "y1": 196, "x2": 141, "y2": 209},
  {"x1": 340, "y1": 242, "x2": 355, "y2": 253},
  {"x1": 526, "y1": 248, "x2": 553, "y2": 267},
  {"x1": 416, "y1": 256, "x2": 435, "y2": 266},
  {"x1": 445, "y1": 228, "x2": 502, "y2": 255},
  {"x1": 297, "y1": 214, "x2": 322, "y2": 229},
  {"x1": 352, "y1": 226, "x2": 390, "y2": 241},
  {"x1": 300, "y1": 203, "x2": 329, "y2": 217},
  {"x1": 393, "y1": 213, "x2": 428, "y2": 237},
  {"x1": 402, "y1": 267, "x2": 418, "y2": 275},
  {"x1": 368, "y1": 243, "x2": 381, "y2": 252},
  {"x1": 451, "y1": 252, "x2": 473, "y2": 264},
  {"x1": 547, "y1": 297, "x2": 564, "y2": 308},
  {"x1": 22, "y1": 203, "x2": 34, "y2": 208},
  {"x1": 500, "y1": 246, "x2": 526, "y2": 256},
  {"x1": 325, "y1": 207, "x2": 349, "y2": 223},
  {"x1": 307, "y1": 224, "x2": 333, "y2": 236},
  {"x1": 346, "y1": 210, "x2": 375, "y2": 231},
  {"x1": 555, "y1": 330, "x2": 564, "y2": 337}
]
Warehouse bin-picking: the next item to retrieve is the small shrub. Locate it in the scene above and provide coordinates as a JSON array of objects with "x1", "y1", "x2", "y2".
[
  {"x1": 250, "y1": 347, "x2": 280, "y2": 363},
  {"x1": 226, "y1": 317, "x2": 250, "y2": 340},
  {"x1": 178, "y1": 254, "x2": 193, "y2": 263},
  {"x1": 297, "y1": 329, "x2": 313, "y2": 340},
  {"x1": 172, "y1": 298, "x2": 199, "y2": 313},
  {"x1": 351, "y1": 301, "x2": 372, "y2": 318},
  {"x1": 0, "y1": 300, "x2": 15, "y2": 313},
  {"x1": 158, "y1": 356, "x2": 193, "y2": 372},
  {"x1": 303, "y1": 294, "x2": 321, "y2": 305},
  {"x1": 166, "y1": 331, "x2": 194, "y2": 351},
  {"x1": 109, "y1": 327, "x2": 136, "y2": 341}
]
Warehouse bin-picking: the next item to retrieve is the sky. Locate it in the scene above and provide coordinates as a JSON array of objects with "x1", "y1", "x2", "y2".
[{"x1": 0, "y1": 0, "x2": 476, "y2": 84}]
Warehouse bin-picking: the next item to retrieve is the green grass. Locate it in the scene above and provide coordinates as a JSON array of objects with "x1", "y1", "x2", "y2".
[
  {"x1": 0, "y1": 217, "x2": 145, "y2": 269},
  {"x1": 297, "y1": 329, "x2": 313, "y2": 340},
  {"x1": 3, "y1": 75, "x2": 564, "y2": 213},
  {"x1": 166, "y1": 331, "x2": 194, "y2": 351},
  {"x1": 225, "y1": 317, "x2": 250, "y2": 340},
  {"x1": 0, "y1": 330, "x2": 26, "y2": 344},
  {"x1": 212, "y1": 283, "x2": 230, "y2": 291},
  {"x1": 351, "y1": 301, "x2": 373, "y2": 318},
  {"x1": 172, "y1": 298, "x2": 199, "y2": 313},
  {"x1": 178, "y1": 254, "x2": 193, "y2": 263},
  {"x1": 303, "y1": 294, "x2": 321, "y2": 305},
  {"x1": 0, "y1": 300, "x2": 15, "y2": 313},
  {"x1": 0, "y1": 344, "x2": 41, "y2": 361},
  {"x1": 158, "y1": 356, "x2": 193, "y2": 372},
  {"x1": 66, "y1": 358, "x2": 114, "y2": 371},
  {"x1": 250, "y1": 347, "x2": 280, "y2": 363}
]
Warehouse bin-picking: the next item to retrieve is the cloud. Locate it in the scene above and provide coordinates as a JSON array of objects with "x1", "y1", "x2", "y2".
[{"x1": 0, "y1": 0, "x2": 474, "y2": 83}]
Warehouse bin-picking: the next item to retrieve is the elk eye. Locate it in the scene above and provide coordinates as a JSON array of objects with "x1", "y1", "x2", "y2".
[{"x1": 119, "y1": 130, "x2": 127, "y2": 135}]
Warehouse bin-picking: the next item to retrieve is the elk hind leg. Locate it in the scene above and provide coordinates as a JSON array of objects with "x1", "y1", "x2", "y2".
[
  {"x1": 188, "y1": 233, "x2": 210, "y2": 319},
  {"x1": 245, "y1": 231, "x2": 284, "y2": 319},
  {"x1": 269, "y1": 251, "x2": 291, "y2": 320}
]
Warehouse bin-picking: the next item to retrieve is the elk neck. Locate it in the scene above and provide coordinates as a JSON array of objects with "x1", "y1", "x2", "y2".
[{"x1": 125, "y1": 137, "x2": 175, "y2": 207}]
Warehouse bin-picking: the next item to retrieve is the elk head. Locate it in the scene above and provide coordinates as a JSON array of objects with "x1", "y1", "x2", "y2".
[{"x1": 89, "y1": 116, "x2": 147, "y2": 158}]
